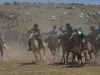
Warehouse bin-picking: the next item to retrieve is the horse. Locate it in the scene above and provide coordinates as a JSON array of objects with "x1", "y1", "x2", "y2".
[
  {"x1": 44, "y1": 36, "x2": 60, "y2": 59},
  {"x1": 30, "y1": 32, "x2": 46, "y2": 63},
  {"x1": 72, "y1": 33, "x2": 97, "y2": 65},
  {"x1": 57, "y1": 33, "x2": 74, "y2": 64},
  {"x1": 71, "y1": 32, "x2": 84, "y2": 66},
  {"x1": 87, "y1": 33, "x2": 98, "y2": 58}
]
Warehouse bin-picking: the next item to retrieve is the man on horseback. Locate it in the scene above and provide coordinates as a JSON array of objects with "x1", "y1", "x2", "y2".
[
  {"x1": 90, "y1": 26, "x2": 99, "y2": 37},
  {"x1": 71, "y1": 27, "x2": 87, "y2": 48},
  {"x1": 43, "y1": 25, "x2": 58, "y2": 48},
  {"x1": 0, "y1": 31, "x2": 7, "y2": 48},
  {"x1": 60, "y1": 23, "x2": 74, "y2": 37},
  {"x1": 43, "y1": 25, "x2": 57, "y2": 37},
  {"x1": 27, "y1": 23, "x2": 44, "y2": 51},
  {"x1": 71, "y1": 28, "x2": 93, "y2": 60}
]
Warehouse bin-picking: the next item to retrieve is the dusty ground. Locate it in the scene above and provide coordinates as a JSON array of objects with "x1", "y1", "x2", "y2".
[{"x1": 0, "y1": 47, "x2": 100, "y2": 75}]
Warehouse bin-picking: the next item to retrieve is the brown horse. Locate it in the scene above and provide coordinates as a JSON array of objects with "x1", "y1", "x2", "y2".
[
  {"x1": 57, "y1": 33, "x2": 74, "y2": 64},
  {"x1": 71, "y1": 32, "x2": 84, "y2": 65},
  {"x1": 72, "y1": 33, "x2": 97, "y2": 65},
  {"x1": 87, "y1": 33, "x2": 98, "y2": 60},
  {"x1": 44, "y1": 36, "x2": 59, "y2": 59},
  {"x1": 31, "y1": 33, "x2": 46, "y2": 63}
]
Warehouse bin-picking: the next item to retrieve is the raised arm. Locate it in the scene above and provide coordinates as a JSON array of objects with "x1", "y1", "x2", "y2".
[
  {"x1": 42, "y1": 32, "x2": 50, "y2": 35},
  {"x1": 59, "y1": 26, "x2": 65, "y2": 33}
]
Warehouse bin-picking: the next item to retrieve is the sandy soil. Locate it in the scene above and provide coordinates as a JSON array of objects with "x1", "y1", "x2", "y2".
[{"x1": 0, "y1": 46, "x2": 100, "y2": 75}]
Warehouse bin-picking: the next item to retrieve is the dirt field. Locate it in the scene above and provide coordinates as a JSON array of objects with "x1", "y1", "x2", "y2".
[{"x1": 0, "y1": 47, "x2": 100, "y2": 75}]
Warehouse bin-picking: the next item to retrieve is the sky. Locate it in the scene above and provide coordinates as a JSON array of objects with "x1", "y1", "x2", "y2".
[{"x1": 0, "y1": 0, "x2": 100, "y2": 5}]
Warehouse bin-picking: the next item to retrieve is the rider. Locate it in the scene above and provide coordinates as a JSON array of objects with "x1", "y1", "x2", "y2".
[
  {"x1": 43, "y1": 25, "x2": 58, "y2": 36},
  {"x1": 96, "y1": 25, "x2": 100, "y2": 40},
  {"x1": 59, "y1": 23, "x2": 74, "y2": 47},
  {"x1": 27, "y1": 23, "x2": 43, "y2": 51},
  {"x1": 60, "y1": 23, "x2": 71, "y2": 33},
  {"x1": 0, "y1": 31, "x2": 7, "y2": 48},
  {"x1": 90, "y1": 26, "x2": 99, "y2": 37},
  {"x1": 70, "y1": 27, "x2": 87, "y2": 48}
]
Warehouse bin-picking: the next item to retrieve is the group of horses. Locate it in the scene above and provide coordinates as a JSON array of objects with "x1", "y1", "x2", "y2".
[
  {"x1": 29, "y1": 29, "x2": 99, "y2": 66},
  {"x1": 0, "y1": 28, "x2": 99, "y2": 66}
]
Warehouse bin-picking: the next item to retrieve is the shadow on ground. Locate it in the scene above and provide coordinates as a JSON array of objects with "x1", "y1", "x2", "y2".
[
  {"x1": 20, "y1": 62, "x2": 37, "y2": 66},
  {"x1": 48, "y1": 62, "x2": 85, "y2": 68}
]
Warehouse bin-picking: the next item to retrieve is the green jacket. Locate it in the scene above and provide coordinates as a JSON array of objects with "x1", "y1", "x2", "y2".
[
  {"x1": 78, "y1": 30, "x2": 87, "y2": 39},
  {"x1": 30, "y1": 28, "x2": 41, "y2": 37}
]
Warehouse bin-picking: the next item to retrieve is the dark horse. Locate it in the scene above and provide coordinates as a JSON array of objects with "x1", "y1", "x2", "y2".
[
  {"x1": 57, "y1": 33, "x2": 74, "y2": 64},
  {"x1": 72, "y1": 33, "x2": 97, "y2": 65},
  {"x1": 44, "y1": 36, "x2": 59, "y2": 59}
]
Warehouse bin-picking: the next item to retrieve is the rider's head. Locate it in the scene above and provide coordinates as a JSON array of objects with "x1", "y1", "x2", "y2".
[
  {"x1": 90, "y1": 26, "x2": 95, "y2": 32},
  {"x1": 34, "y1": 23, "x2": 38, "y2": 29},
  {"x1": 66, "y1": 23, "x2": 70, "y2": 29},
  {"x1": 53, "y1": 25, "x2": 56, "y2": 30},
  {"x1": 74, "y1": 29, "x2": 78, "y2": 32},
  {"x1": 68, "y1": 26, "x2": 72, "y2": 31}
]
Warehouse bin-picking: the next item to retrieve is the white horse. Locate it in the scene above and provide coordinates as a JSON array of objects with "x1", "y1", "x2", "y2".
[{"x1": 30, "y1": 32, "x2": 46, "y2": 63}]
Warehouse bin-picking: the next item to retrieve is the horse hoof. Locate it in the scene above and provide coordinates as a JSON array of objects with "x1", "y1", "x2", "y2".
[
  {"x1": 65, "y1": 63, "x2": 67, "y2": 65},
  {"x1": 43, "y1": 60, "x2": 45, "y2": 62}
]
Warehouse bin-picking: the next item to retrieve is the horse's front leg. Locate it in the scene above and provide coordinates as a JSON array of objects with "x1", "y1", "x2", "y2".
[
  {"x1": 37, "y1": 48, "x2": 42, "y2": 61},
  {"x1": 1, "y1": 48, "x2": 3, "y2": 61},
  {"x1": 42, "y1": 47, "x2": 45, "y2": 62},
  {"x1": 33, "y1": 51, "x2": 38, "y2": 63},
  {"x1": 50, "y1": 48, "x2": 54, "y2": 55},
  {"x1": 71, "y1": 52, "x2": 76, "y2": 66},
  {"x1": 60, "y1": 49, "x2": 66, "y2": 63},
  {"x1": 56, "y1": 46, "x2": 60, "y2": 58},
  {"x1": 65, "y1": 51, "x2": 69, "y2": 64}
]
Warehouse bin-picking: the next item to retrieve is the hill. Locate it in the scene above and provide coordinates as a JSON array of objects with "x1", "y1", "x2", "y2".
[{"x1": 0, "y1": 4, "x2": 100, "y2": 33}]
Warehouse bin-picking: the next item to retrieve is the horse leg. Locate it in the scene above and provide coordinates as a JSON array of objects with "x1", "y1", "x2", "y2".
[
  {"x1": 50, "y1": 49, "x2": 54, "y2": 55},
  {"x1": 4, "y1": 47, "x2": 9, "y2": 57},
  {"x1": 38, "y1": 50, "x2": 41, "y2": 61},
  {"x1": 65, "y1": 51, "x2": 69, "y2": 64},
  {"x1": 0, "y1": 48, "x2": 3, "y2": 61},
  {"x1": 71, "y1": 52, "x2": 76, "y2": 66},
  {"x1": 91, "y1": 47, "x2": 97, "y2": 62},
  {"x1": 84, "y1": 52, "x2": 87, "y2": 64},
  {"x1": 33, "y1": 52, "x2": 38, "y2": 63},
  {"x1": 79, "y1": 53, "x2": 83, "y2": 66},
  {"x1": 60, "y1": 50, "x2": 66, "y2": 63},
  {"x1": 57, "y1": 47, "x2": 60, "y2": 59},
  {"x1": 42, "y1": 47, "x2": 45, "y2": 62}
]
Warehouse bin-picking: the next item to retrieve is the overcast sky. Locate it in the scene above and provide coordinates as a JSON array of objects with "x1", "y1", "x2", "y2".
[{"x1": 0, "y1": 0, "x2": 100, "y2": 5}]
